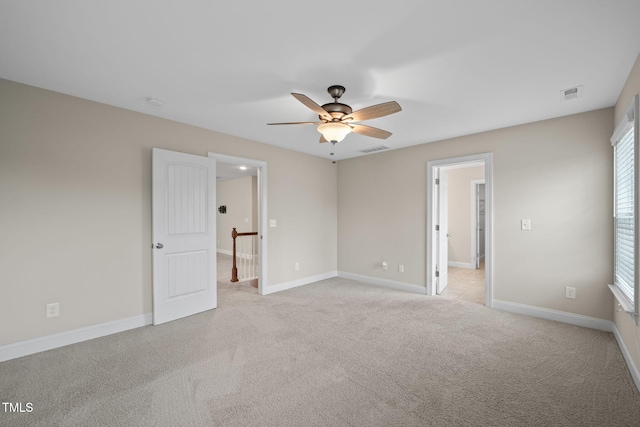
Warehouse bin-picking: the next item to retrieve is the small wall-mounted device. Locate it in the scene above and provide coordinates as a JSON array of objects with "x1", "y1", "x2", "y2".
[{"x1": 218, "y1": 205, "x2": 227, "y2": 214}]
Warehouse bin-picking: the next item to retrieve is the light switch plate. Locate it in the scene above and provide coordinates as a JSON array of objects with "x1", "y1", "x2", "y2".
[{"x1": 521, "y1": 219, "x2": 531, "y2": 231}]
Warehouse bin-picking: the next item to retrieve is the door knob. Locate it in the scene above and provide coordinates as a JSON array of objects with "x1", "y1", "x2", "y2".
[{"x1": 155, "y1": 243, "x2": 164, "y2": 249}]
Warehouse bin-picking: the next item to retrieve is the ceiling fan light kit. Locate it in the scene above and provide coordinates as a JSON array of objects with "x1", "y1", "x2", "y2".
[
  {"x1": 268, "y1": 85, "x2": 402, "y2": 151},
  {"x1": 317, "y1": 122, "x2": 352, "y2": 143}
]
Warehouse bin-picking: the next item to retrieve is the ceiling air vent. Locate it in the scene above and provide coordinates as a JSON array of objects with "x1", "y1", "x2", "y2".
[
  {"x1": 360, "y1": 145, "x2": 390, "y2": 154},
  {"x1": 560, "y1": 85, "x2": 583, "y2": 101},
  {"x1": 146, "y1": 97, "x2": 164, "y2": 107}
]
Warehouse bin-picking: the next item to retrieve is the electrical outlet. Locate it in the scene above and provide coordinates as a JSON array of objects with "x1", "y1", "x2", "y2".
[
  {"x1": 565, "y1": 287, "x2": 576, "y2": 299},
  {"x1": 46, "y1": 303, "x2": 59, "y2": 318},
  {"x1": 521, "y1": 219, "x2": 531, "y2": 231},
  {"x1": 399, "y1": 264, "x2": 405, "y2": 273},
  {"x1": 294, "y1": 262, "x2": 300, "y2": 271},
  {"x1": 382, "y1": 261, "x2": 388, "y2": 270}
]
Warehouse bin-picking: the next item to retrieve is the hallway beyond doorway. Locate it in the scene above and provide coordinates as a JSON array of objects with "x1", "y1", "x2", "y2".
[{"x1": 439, "y1": 261, "x2": 485, "y2": 305}]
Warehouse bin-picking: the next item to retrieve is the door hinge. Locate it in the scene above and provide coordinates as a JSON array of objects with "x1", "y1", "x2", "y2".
[
  {"x1": 435, "y1": 225, "x2": 440, "y2": 231},
  {"x1": 435, "y1": 178, "x2": 439, "y2": 185},
  {"x1": 435, "y1": 270, "x2": 440, "y2": 277}
]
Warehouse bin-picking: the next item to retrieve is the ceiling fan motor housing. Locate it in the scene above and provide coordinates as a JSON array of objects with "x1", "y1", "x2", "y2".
[
  {"x1": 322, "y1": 85, "x2": 352, "y2": 120},
  {"x1": 321, "y1": 102, "x2": 352, "y2": 120}
]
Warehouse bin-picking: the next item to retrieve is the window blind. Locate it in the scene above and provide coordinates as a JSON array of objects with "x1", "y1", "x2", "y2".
[
  {"x1": 610, "y1": 95, "x2": 638, "y2": 321},
  {"x1": 614, "y1": 126, "x2": 635, "y2": 302}
]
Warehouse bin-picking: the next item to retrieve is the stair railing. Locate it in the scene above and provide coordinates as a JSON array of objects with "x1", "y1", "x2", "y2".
[{"x1": 231, "y1": 228, "x2": 258, "y2": 282}]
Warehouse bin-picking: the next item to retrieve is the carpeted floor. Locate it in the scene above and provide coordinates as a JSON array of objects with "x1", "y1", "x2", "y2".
[{"x1": 1, "y1": 261, "x2": 639, "y2": 426}]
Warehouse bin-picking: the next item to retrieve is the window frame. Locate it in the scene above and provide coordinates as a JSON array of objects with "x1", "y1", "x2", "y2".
[{"x1": 609, "y1": 95, "x2": 639, "y2": 324}]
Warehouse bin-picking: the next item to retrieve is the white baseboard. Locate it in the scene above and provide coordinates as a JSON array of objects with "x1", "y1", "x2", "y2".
[
  {"x1": 611, "y1": 322, "x2": 640, "y2": 393},
  {"x1": 262, "y1": 271, "x2": 338, "y2": 295},
  {"x1": 493, "y1": 299, "x2": 613, "y2": 332},
  {"x1": 217, "y1": 249, "x2": 232, "y2": 256},
  {"x1": 448, "y1": 261, "x2": 473, "y2": 269},
  {"x1": 338, "y1": 271, "x2": 427, "y2": 295},
  {"x1": 0, "y1": 313, "x2": 152, "y2": 363}
]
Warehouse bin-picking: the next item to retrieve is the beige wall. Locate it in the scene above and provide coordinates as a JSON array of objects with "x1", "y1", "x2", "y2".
[
  {"x1": 216, "y1": 176, "x2": 257, "y2": 253},
  {"x1": 612, "y1": 53, "x2": 640, "y2": 374},
  {"x1": 338, "y1": 107, "x2": 613, "y2": 320},
  {"x1": 446, "y1": 166, "x2": 485, "y2": 266},
  {"x1": 0, "y1": 79, "x2": 337, "y2": 346}
]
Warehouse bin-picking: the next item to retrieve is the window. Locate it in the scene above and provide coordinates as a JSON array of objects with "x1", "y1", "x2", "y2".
[{"x1": 610, "y1": 95, "x2": 639, "y2": 322}]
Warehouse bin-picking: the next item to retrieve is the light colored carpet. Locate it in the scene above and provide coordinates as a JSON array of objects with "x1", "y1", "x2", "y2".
[{"x1": 1, "y1": 262, "x2": 639, "y2": 426}]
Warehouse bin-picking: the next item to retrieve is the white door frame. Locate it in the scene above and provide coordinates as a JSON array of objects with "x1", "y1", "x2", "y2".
[
  {"x1": 470, "y1": 179, "x2": 485, "y2": 269},
  {"x1": 435, "y1": 168, "x2": 449, "y2": 294},
  {"x1": 208, "y1": 152, "x2": 268, "y2": 295},
  {"x1": 426, "y1": 153, "x2": 493, "y2": 307}
]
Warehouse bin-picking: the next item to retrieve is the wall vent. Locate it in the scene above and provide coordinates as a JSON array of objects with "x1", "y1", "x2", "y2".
[
  {"x1": 360, "y1": 145, "x2": 390, "y2": 154},
  {"x1": 560, "y1": 85, "x2": 583, "y2": 101}
]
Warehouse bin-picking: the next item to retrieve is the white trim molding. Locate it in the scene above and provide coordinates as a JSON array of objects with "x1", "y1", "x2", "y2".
[
  {"x1": 448, "y1": 261, "x2": 474, "y2": 269},
  {"x1": 338, "y1": 271, "x2": 427, "y2": 295},
  {"x1": 611, "y1": 322, "x2": 640, "y2": 393},
  {"x1": 262, "y1": 271, "x2": 338, "y2": 295},
  {"x1": 0, "y1": 313, "x2": 152, "y2": 362},
  {"x1": 493, "y1": 299, "x2": 612, "y2": 331}
]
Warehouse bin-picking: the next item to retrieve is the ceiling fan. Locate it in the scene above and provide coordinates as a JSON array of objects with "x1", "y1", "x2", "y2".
[{"x1": 268, "y1": 85, "x2": 402, "y2": 144}]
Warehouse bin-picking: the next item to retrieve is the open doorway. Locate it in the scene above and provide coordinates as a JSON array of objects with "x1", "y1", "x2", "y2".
[
  {"x1": 216, "y1": 163, "x2": 259, "y2": 291},
  {"x1": 427, "y1": 153, "x2": 493, "y2": 307},
  {"x1": 151, "y1": 149, "x2": 268, "y2": 325},
  {"x1": 441, "y1": 167, "x2": 485, "y2": 304},
  {"x1": 208, "y1": 152, "x2": 268, "y2": 295}
]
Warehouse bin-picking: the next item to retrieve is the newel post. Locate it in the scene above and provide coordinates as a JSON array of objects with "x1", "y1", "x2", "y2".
[{"x1": 231, "y1": 228, "x2": 238, "y2": 282}]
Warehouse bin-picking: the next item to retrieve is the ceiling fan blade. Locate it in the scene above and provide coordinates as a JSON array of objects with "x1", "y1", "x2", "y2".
[
  {"x1": 343, "y1": 101, "x2": 401, "y2": 122},
  {"x1": 267, "y1": 121, "x2": 323, "y2": 125},
  {"x1": 319, "y1": 134, "x2": 328, "y2": 143},
  {"x1": 350, "y1": 124, "x2": 392, "y2": 139},
  {"x1": 291, "y1": 93, "x2": 333, "y2": 120}
]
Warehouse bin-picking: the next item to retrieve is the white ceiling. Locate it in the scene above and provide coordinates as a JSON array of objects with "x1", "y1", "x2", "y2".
[{"x1": 1, "y1": 1, "x2": 639, "y2": 160}]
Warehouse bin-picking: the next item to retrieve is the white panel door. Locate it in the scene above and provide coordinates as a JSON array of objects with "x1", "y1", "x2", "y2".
[
  {"x1": 436, "y1": 170, "x2": 449, "y2": 294},
  {"x1": 152, "y1": 148, "x2": 216, "y2": 325}
]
